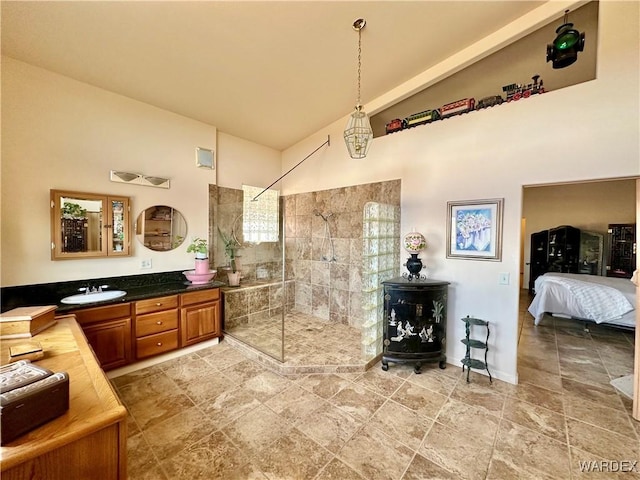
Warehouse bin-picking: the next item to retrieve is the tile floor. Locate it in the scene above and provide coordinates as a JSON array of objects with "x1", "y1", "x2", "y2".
[
  {"x1": 114, "y1": 292, "x2": 639, "y2": 479},
  {"x1": 223, "y1": 310, "x2": 371, "y2": 375}
]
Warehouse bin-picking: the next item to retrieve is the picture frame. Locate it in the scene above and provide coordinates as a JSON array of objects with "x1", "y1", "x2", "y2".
[
  {"x1": 195, "y1": 147, "x2": 215, "y2": 169},
  {"x1": 446, "y1": 198, "x2": 504, "y2": 261}
]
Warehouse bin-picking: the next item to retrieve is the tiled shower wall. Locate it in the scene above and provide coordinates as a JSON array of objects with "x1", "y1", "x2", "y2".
[
  {"x1": 284, "y1": 179, "x2": 401, "y2": 329},
  {"x1": 210, "y1": 180, "x2": 401, "y2": 332}
]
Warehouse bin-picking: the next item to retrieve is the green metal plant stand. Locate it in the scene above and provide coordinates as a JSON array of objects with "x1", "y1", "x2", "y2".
[{"x1": 460, "y1": 316, "x2": 492, "y2": 383}]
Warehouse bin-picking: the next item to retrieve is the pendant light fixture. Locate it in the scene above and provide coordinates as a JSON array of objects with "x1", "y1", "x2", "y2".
[
  {"x1": 344, "y1": 18, "x2": 373, "y2": 159},
  {"x1": 546, "y1": 9, "x2": 585, "y2": 69}
]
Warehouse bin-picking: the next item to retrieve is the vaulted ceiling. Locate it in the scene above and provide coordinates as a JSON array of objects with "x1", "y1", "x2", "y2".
[{"x1": 2, "y1": 1, "x2": 558, "y2": 151}]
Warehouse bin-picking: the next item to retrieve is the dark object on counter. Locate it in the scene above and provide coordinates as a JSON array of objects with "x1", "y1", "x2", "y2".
[{"x1": 0, "y1": 360, "x2": 69, "y2": 445}]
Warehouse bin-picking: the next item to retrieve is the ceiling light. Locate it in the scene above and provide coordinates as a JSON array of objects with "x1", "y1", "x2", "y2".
[
  {"x1": 344, "y1": 18, "x2": 373, "y2": 159},
  {"x1": 547, "y1": 10, "x2": 585, "y2": 69}
]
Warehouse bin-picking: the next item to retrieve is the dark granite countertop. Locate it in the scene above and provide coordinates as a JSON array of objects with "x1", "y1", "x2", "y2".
[{"x1": 1, "y1": 270, "x2": 225, "y2": 314}]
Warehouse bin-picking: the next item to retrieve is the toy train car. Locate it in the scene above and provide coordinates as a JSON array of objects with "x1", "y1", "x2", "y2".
[
  {"x1": 383, "y1": 75, "x2": 543, "y2": 135},
  {"x1": 439, "y1": 98, "x2": 475, "y2": 118},
  {"x1": 476, "y1": 95, "x2": 503, "y2": 109},
  {"x1": 403, "y1": 109, "x2": 441, "y2": 129},
  {"x1": 385, "y1": 118, "x2": 404, "y2": 134}
]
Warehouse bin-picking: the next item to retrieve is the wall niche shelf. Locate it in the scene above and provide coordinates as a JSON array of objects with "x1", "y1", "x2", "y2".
[{"x1": 371, "y1": 1, "x2": 598, "y2": 138}]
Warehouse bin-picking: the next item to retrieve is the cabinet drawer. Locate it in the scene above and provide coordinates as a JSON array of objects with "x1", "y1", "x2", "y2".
[
  {"x1": 136, "y1": 310, "x2": 178, "y2": 338},
  {"x1": 180, "y1": 288, "x2": 220, "y2": 306},
  {"x1": 73, "y1": 303, "x2": 132, "y2": 326},
  {"x1": 135, "y1": 295, "x2": 178, "y2": 315},
  {"x1": 136, "y1": 330, "x2": 178, "y2": 359}
]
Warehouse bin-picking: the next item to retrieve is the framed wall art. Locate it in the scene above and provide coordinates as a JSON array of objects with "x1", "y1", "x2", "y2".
[{"x1": 446, "y1": 198, "x2": 504, "y2": 261}]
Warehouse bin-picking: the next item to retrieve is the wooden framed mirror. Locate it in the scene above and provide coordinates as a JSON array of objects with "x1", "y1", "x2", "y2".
[{"x1": 51, "y1": 189, "x2": 131, "y2": 259}]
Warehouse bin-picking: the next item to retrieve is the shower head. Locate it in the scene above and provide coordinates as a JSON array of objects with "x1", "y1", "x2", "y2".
[{"x1": 314, "y1": 210, "x2": 333, "y2": 221}]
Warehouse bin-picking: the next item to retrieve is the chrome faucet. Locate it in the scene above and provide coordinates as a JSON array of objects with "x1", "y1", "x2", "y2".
[{"x1": 79, "y1": 283, "x2": 109, "y2": 294}]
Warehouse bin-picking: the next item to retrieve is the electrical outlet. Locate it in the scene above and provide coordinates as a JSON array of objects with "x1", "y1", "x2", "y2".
[
  {"x1": 498, "y1": 272, "x2": 510, "y2": 285},
  {"x1": 141, "y1": 259, "x2": 152, "y2": 269}
]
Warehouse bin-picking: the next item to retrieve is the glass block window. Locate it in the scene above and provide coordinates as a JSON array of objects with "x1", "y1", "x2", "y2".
[
  {"x1": 361, "y1": 202, "x2": 400, "y2": 359},
  {"x1": 242, "y1": 185, "x2": 279, "y2": 243}
]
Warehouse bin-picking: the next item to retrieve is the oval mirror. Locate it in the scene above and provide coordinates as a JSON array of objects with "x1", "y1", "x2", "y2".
[{"x1": 135, "y1": 206, "x2": 187, "y2": 251}]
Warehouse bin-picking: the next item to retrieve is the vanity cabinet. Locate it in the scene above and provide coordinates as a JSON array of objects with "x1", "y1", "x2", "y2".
[
  {"x1": 134, "y1": 295, "x2": 179, "y2": 360},
  {"x1": 179, "y1": 289, "x2": 221, "y2": 347},
  {"x1": 64, "y1": 287, "x2": 221, "y2": 370},
  {"x1": 51, "y1": 190, "x2": 131, "y2": 260},
  {"x1": 73, "y1": 303, "x2": 133, "y2": 370}
]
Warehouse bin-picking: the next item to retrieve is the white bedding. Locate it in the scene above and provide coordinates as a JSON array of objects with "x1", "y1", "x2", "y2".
[{"x1": 528, "y1": 273, "x2": 637, "y2": 328}]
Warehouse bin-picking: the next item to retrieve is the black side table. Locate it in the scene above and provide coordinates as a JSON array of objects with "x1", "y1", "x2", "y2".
[{"x1": 381, "y1": 277, "x2": 449, "y2": 374}]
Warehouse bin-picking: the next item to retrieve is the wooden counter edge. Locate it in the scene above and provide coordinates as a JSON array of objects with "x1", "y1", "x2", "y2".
[{"x1": 0, "y1": 316, "x2": 127, "y2": 476}]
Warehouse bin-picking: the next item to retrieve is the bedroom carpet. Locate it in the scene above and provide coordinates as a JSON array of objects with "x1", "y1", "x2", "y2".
[{"x1": 111, "y1": 290, "x2": 638, "y2": 479}]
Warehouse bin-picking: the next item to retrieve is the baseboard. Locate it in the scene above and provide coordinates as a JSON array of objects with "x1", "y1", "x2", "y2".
[{"x1": 106, "y1": 337, "x2": 220, "y2": 379}]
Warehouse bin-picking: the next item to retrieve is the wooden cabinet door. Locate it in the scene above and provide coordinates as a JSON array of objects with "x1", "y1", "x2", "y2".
[
  {"x1": 180, "y1": 301, "x2": 220, "y2": 347},
  {"x1": 82, "y1": 317, "x2": 132, "y2": 370},
  {"x1": 73, "y1": 303, "x2": 132, "y2": 371}
]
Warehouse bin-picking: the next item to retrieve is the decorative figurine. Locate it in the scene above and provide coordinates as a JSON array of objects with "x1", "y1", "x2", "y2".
[{"x1": 402, "y1": 231, "x2": 427, "y2": 280}]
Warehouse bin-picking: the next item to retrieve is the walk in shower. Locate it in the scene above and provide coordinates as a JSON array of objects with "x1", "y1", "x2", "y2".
[{"x1": 209, "y1": 179, "x2": 401, "y2": 373}]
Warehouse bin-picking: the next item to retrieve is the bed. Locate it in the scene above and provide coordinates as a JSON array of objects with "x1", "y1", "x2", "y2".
[{"x1": 528, "y1": 272, "x2": 637, "y2": 328}]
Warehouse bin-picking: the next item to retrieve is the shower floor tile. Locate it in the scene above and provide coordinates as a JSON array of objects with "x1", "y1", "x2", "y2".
[{"x1": 224, "y1": 310, "x2": 374, "y2": 374}]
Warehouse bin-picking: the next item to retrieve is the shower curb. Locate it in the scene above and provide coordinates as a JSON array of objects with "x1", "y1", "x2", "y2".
[{"x1": 224, "y1": 334, "x2": 382, "y2": 376}]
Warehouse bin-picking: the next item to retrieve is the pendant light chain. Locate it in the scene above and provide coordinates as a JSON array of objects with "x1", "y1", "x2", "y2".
[
  {"x1": 356, "y1": 25, "x2": 362, "y2": 108},
  {"x1": 343, "y1": 17, "x2": 373, "y2": 159}
]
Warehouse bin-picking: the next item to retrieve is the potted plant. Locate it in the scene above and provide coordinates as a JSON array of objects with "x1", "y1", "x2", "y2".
[
  {"x1": 217, "y1": 227, "x2": 241, "y2": 285},
  {"x1": 187, "y1": 237, "x2": 209, "y2": 274},
  {"x1": 187, "y1": 237, "x2": 208, "y2": 258}
]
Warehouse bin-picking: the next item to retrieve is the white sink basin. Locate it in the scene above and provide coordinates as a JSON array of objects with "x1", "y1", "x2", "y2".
[{"x1": 61, "y1": 290, "x2": 127, "y2": 305}]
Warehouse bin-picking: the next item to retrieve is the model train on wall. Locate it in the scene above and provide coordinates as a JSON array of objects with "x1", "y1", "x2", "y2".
[{"x1": 386, "y1": 75, "x2": 544, "y2": 134}]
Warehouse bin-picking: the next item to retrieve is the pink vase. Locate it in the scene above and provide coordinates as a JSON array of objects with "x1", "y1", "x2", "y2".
[{"x1": 195, "y1": 258, "x2": 209, "y2": 274}]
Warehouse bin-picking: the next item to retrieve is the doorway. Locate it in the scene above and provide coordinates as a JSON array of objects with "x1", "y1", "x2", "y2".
[{"x1": 520, "y1": 177, "x2": 638, "y2": 420}]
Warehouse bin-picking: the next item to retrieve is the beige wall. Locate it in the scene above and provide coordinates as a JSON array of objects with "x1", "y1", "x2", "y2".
[
  {"x1": 1, "y1": 2, "x2": 638, "y2": 384},
  {"x1": 522, "y1": 179, "x2": 637, "y2": 284},
  {"x1": 281, "y1": 2, "x2": 640, "y2": 383},
  {"x1": 0, "y1": 57, "x2": 281, "y2": 286}
]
